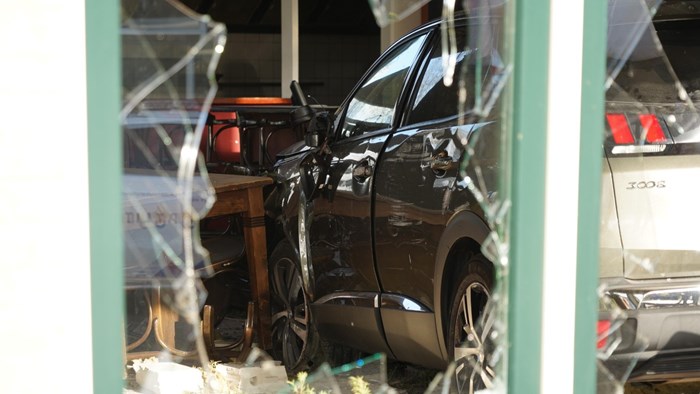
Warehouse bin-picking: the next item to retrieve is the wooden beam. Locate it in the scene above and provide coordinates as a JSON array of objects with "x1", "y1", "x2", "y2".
[{"x1": 281, "y1": 0, "x2": 299, "y2": 96}]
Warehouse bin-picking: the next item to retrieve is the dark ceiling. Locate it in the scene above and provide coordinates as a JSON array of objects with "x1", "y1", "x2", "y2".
[{"x1": 179, "y1": 0, "x2": 381, "y2": 35}]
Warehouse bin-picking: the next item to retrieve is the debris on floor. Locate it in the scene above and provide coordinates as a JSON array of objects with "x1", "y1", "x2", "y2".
[
  {"x1": 213, "y1": 361, "x2": 287, "y2": 393},
  {"x1": 132, "y1": 359, "x2": 204, "y2": 394},
  {"x1": 125, "y1": 357, "x2": 288, "y2": 394}
]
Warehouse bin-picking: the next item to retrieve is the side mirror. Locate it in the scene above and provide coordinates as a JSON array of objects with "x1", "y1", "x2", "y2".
[
  {"x1": 305, "y1": 133, "x2": 320, "y2": 148},
  {"x1": 304, "y1": 111, "x2": 331, "y2": 148},
  {"x1": 289, "y1": 80, "x2": 332, "y2": 148}
]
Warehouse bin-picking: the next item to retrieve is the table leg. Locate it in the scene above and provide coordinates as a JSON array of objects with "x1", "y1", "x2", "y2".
[{"x1": 242, "y1": 187, "x2": 272, "y2": 350}]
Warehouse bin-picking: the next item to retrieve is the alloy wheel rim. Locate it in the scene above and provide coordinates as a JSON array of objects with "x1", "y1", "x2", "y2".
[
  {"x1": 271, "y1": 256, "x2": 310, "y2": 370},
  {"x1": 453, "y1": 282, "x2": 494, "y2": 394}
]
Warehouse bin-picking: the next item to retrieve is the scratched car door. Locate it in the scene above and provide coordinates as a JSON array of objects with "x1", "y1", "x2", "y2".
[
  {"x1": 371, "y1": 23, "x2": 503, "y2": 365},
  {"x1": 308, "y1": 33, "x2": 429, "y2": 302}
]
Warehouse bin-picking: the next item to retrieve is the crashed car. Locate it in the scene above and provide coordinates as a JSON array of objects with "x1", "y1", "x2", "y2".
[
  {"x1": 264, "y1": 11, "x2": 504, "y2": 387},
  {"x1": 264, "y1": 0, "x2": 700, "y2": 385}
]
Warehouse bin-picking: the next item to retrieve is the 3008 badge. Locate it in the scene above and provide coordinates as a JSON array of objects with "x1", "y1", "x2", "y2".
[{"x1": 626, "y1": 181, "x2": 666, "y2": 189}]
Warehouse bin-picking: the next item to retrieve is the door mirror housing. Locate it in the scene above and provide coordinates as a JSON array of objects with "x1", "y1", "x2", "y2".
[
  {"x1": 288, "y1": 80, "x2": 332, "y2": 148},
  {"x1": 304, "y1": 111, "x2": 331, "y2": 148}
]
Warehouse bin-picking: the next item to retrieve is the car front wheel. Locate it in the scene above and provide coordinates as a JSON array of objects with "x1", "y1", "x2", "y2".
[
  {"x1": 269, "y1": 241, "x2": 318, "y2": 373},
  {"x1": 447, "y1": 254, "x2": 494, "y2": 394}
]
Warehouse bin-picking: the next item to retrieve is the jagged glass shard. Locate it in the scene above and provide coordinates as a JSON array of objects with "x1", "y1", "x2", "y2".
[
  {"x1": 281, "y1": 363, "x2": 343, "y2": 393},
  {"x1": 330, "y1": 354, "x2": 390, "y2": 393},
  {"x1": 121, "y1": 0, "x2": 226, "y2": 389},
  {"x1": 368, "y1": 0, "x2": 432, "y2": 28},
  {"x1": 444, "y1": 0, "x2": 511, "y2": 392},
  {"x1": 599, "y1": 0, "x2": 700, "y2": 391}
]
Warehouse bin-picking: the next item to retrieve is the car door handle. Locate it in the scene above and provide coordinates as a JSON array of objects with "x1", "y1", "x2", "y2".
[{"x1": 352, "y1": 162, "x2": 373, "y2": 180}]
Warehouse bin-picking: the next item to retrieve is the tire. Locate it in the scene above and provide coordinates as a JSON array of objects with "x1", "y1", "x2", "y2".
[
  {"x1": 447, "y1": 253, "x2": 495, "y2": 394},
  {"x1": 318, "y1": 336, "x2": 364, "y2": 369},
  {"x1": 269, "y1": 241, "x2": 320, "y2": 373}
]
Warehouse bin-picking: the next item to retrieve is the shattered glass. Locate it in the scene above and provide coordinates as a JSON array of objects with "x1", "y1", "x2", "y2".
[
  {"x1": 112, "y1": 0, "x2": 700, "y2": 392},
  {"x1": 258, "y1": 0, "x2": 513, "y2": 391},
  {"x1": 598, "y1": 0, "x2": 700, "y2": 392},
  {"x1": 282, "y1": 0, "x2": 512, "y2": 392},
  {"x1": 279, "y1": 354, "x2": 390, "y2": 393},
  {"x1": 377, "y1": 0, "x2": 700, "y2": 392},
  {"x1": 350, "y1": 0, "x2": 700, "y2": 392},
  {"x1": 432, "y1": 1, "x2": 511, "y2": 393},
  {"x1": 368, "y1": 0, "x2": 432, "y2": 28},
  {"x1": 121, "y1": 0, "x2": 226, "y2": 391}
]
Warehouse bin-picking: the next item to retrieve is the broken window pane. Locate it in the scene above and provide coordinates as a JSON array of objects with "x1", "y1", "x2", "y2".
[
  {"x1": 101, "y1": 0, "x2": 700, "y2": 391},
  {"x1": 368, "y1": 0, "x2": 432, "y2": 28},
  {"x1": 121, "y1": 0, "x2": 226, "y2": 391},
  {"x1": 600, "y1": 0, "x2": 700, "y2": 391},
  {"x1": 444, "y1": 1, "x2": 510, "y2": 393},
  {"x1": 244, "y1": 0, "x2": 514, "y2": 389}
]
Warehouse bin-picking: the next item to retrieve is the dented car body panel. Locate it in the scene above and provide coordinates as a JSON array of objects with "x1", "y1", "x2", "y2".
[
  {"x1": 266, "y1": 4, "x2": 700, "y2": 379},
  {"x1": 265, "y1": 20, "x2": 498, "y2": 369}
]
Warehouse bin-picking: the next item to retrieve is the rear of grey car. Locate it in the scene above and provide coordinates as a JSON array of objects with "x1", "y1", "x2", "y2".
[{"x1": 600, "y1": 2, "x2": 700, "y2": 381}]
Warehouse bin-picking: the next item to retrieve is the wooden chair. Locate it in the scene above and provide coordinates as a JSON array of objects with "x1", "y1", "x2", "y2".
[
  {"x1": 124, "y1": 232, "x2": 257, "y2": 363},
  {"x1": 200, "y1": 233, "x2": 257, "y2": 362}
]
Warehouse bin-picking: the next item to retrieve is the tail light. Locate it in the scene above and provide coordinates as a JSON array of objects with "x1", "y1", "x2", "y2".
[
  {"x1": 638, "y1": 114, "x2": 667, "y2": 143},
  {"x1": 606, "y1": 113, "x2": 635, "y2": 144},
  {"x1": 605, "y1": 113, "x2": 672, "y2": 154},
  {"x1": 597, "y1": 319, "x2": 611, "y2": 350}
]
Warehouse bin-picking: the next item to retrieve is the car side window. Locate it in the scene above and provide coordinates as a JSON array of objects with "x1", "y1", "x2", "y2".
[
  {"x1": 339, "y1": 34, "x2": 427, "y2": 139},
  {"x1": 407, "y1": 26, "x2": 474, "y2": 124}
]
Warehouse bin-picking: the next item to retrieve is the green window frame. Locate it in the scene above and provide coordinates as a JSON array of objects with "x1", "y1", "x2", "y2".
[{"x1": 85, "y1": 0, "x2": 606, "y2": 391}]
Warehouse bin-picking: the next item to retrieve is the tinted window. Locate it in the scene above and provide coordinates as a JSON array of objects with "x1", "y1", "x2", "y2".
[
  {"x1": 339, "y1": 34, "x2": 427, "y2": 139},
  {"x1": 407, "y1": 27, "x2": 471, "y2": 124}
]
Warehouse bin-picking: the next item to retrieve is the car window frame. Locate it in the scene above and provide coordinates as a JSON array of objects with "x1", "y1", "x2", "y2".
[
  {"x1": 399, "y1": 20, "x2": 480, "y2": 129},
  {"x1": 329, "y1": 27, "x2": 436, "y2": 146}
]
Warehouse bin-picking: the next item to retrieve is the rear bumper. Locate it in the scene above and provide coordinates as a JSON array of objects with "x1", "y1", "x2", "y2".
[
  {"x1": 621, "y1": 350, "x2": 700, "y2": 382},
  {"x1": 601, "y1": 277, "x2": 700, "y2": 381}
]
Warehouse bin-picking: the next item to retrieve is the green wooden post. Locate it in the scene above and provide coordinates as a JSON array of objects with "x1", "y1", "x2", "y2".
[
  {"x1": 574, "y1": 0, "x2": 607, "y2": 392},
  {"x1": 507, "y1": 0, "x2": 605, "y2": 391},
  {"x1": 507, "y1": 0, "x2": 549, "y2": 391},
  {"x1": 86, "y1": 0, "x2": 123, "y2": 392}
]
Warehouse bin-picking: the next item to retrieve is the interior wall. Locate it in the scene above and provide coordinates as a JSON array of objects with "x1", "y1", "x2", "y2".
[
  {"x1": 380, "y1": 8, "x2": 425, "y2": 51},
  {"x1": 216, "y1": 33, "x2": 379, "y2": 105}
]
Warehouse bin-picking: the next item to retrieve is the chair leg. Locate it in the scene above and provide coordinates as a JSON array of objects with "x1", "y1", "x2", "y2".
[
  {"x1": 203, "y1": 300, "x2": 257, "y2": 362},
  {"x1": 235, "y1": 301, "x2": 256, "y2": 362},
  {"x1": 202, "y1": 304, "x2": 215, "y2": 356}
]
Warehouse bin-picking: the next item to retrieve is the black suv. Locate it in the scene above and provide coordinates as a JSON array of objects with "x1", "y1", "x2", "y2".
[
  {"x1": 265, "y1": 16, "x2": 501, "y2": 379},
  {"x1": 265, "y1": 1, "x2": 700, "y2": 385}
]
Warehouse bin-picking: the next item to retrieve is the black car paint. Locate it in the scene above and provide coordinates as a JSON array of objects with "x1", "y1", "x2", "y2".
[
  {"x1": 262, "y1": 4, "x2": 700, "y2": 381},
  {"x1": 264, "y1": 20, "x2": 496, "y2": 369}
]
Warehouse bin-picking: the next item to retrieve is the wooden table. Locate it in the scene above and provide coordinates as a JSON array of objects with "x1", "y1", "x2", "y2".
[
  {"x1": 206, "y1": 173, "x2": 273, "y2": 350},
  {"x1": 124, "y1": 172, "x2": 274, "y2": 360}
]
